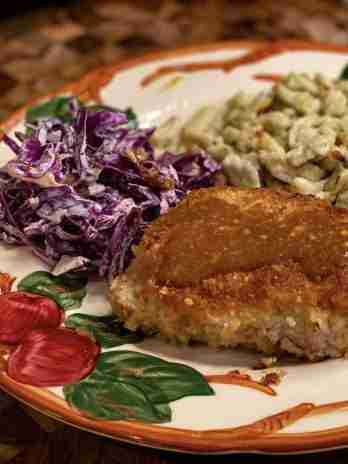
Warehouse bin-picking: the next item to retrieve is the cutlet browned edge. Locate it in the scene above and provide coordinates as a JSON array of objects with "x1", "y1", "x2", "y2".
[{"x1": 110, "y1": 188, "x2": 348, "y2": 358}]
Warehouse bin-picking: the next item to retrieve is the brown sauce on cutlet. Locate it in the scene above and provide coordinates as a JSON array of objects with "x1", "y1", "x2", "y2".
[{"x1": 132, "y1": 188, "x2": 348, "y2": 288}]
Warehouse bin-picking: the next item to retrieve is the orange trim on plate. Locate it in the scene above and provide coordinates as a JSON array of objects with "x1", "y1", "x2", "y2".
[
  {"x1": 0, "y1": 41, "x2": 257, "y2": 133},
  {"x1": 2, "y1": 370, "x2": 348, "y2": 454},
  {"x1": 204, "y1": 371, "x2": 276, "y2": 396},
  {"x1": 140, "y1": 40, "x2": 348, "y2": 87},
  {"x1": 0, "y1": 372, "x2": 348, "y2": 453},
  {"x1": 253, "y1": 74, "x2": 283, "y2": 83},
  {"x1": 0, "y1": 372, "x2": 317, "y2": 453}
]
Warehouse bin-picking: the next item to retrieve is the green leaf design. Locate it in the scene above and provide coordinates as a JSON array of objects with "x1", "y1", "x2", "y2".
[
  {"x1": 341, "y1": 64, "x2": 348, "y2": 80},
  {"x1": 64, "y1": 378, "x2": 171, "y2": 423},
  {"x1": 65, "y1": 313, "x2": 144, "y2": 348},
  {"x1": 26, "y1": 97, "x2": 73, "y2": 124},
  {"x1": 94, "y1": 351, "x2": 214, "y2": 404},
  {"x1": 17, "y1": 271, "x2": 87, "y2": 311},
  {"x1": 63, "y1": 350, "x2": 213, "y2": 423},
  {"x1": 124, "y1": 107, "x2": 138, "y2": 129}
]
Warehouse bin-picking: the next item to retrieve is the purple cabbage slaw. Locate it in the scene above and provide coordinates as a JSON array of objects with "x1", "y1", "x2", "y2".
[{"x1": 0, "y1": 99, "x2": 221, "y2": 281}]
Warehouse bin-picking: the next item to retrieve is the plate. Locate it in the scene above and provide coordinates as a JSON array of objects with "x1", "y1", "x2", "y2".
[{"x1": 2, "y1": 40, "x2": 348, "y2": 455}]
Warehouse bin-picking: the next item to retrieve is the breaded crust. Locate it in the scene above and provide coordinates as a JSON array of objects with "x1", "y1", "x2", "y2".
[{"x1": 110, "y1": 188, "x2": 348, "y2": 359}]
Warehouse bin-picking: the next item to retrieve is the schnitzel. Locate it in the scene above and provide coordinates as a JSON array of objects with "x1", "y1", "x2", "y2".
[{"x1": 110, "y1": 187, "x2": 348, "y2": 360}]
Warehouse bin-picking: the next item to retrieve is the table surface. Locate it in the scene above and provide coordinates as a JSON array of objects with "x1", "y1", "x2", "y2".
[{"x1": 2, "y1": 0, "x2": 348, "y2": 462}]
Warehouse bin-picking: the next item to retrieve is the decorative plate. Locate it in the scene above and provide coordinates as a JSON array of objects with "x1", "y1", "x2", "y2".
[{"x1": 2, "y1": 40, "x2": 348, "y2": 455}]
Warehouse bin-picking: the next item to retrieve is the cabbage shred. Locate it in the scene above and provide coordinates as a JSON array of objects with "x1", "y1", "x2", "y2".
[{"x1": 0, "y1": 98, "x2": 220, "y2": 281}]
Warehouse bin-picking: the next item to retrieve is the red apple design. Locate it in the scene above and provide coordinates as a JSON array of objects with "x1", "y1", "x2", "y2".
[
  {"x1": 0, "y1": 292, "x2": 63, "y2": 344},
  {"x1": 7, "y1": 328, "x2": 100, "y2": 387}
]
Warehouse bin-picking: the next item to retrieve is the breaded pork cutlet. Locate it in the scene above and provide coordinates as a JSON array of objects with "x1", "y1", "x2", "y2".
[{"x1": 110, "y1": 187, "x2": 348, "y2": 360}]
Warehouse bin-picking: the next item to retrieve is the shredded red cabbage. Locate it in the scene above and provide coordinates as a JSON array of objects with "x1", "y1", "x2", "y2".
[{"x1": 0, "y1": 99, "x2": 220, "y2": 280}]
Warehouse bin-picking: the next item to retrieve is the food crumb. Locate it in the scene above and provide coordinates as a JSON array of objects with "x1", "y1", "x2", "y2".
[
  {"x1": 260, "y1": 372, "x2": 282, "y2": 387},
  {"x1": 253, "y1": 356, "x2": 278, "y2": 369},
  {"x1": 228, "y1": 369, "x2": 252, "y2": 380}
]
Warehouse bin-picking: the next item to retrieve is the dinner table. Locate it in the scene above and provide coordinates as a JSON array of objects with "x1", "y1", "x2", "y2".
[{"x1": 1, "y1": 0, "x2": 348, "y2": 462}]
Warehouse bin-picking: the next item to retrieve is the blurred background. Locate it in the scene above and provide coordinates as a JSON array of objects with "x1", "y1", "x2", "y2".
[
  {"x1": 1, "y1": 0, "x2": 348, "y2": 122},
  {"x1": 1, "y1": 1, "x2": 348, "y2": 463}
]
